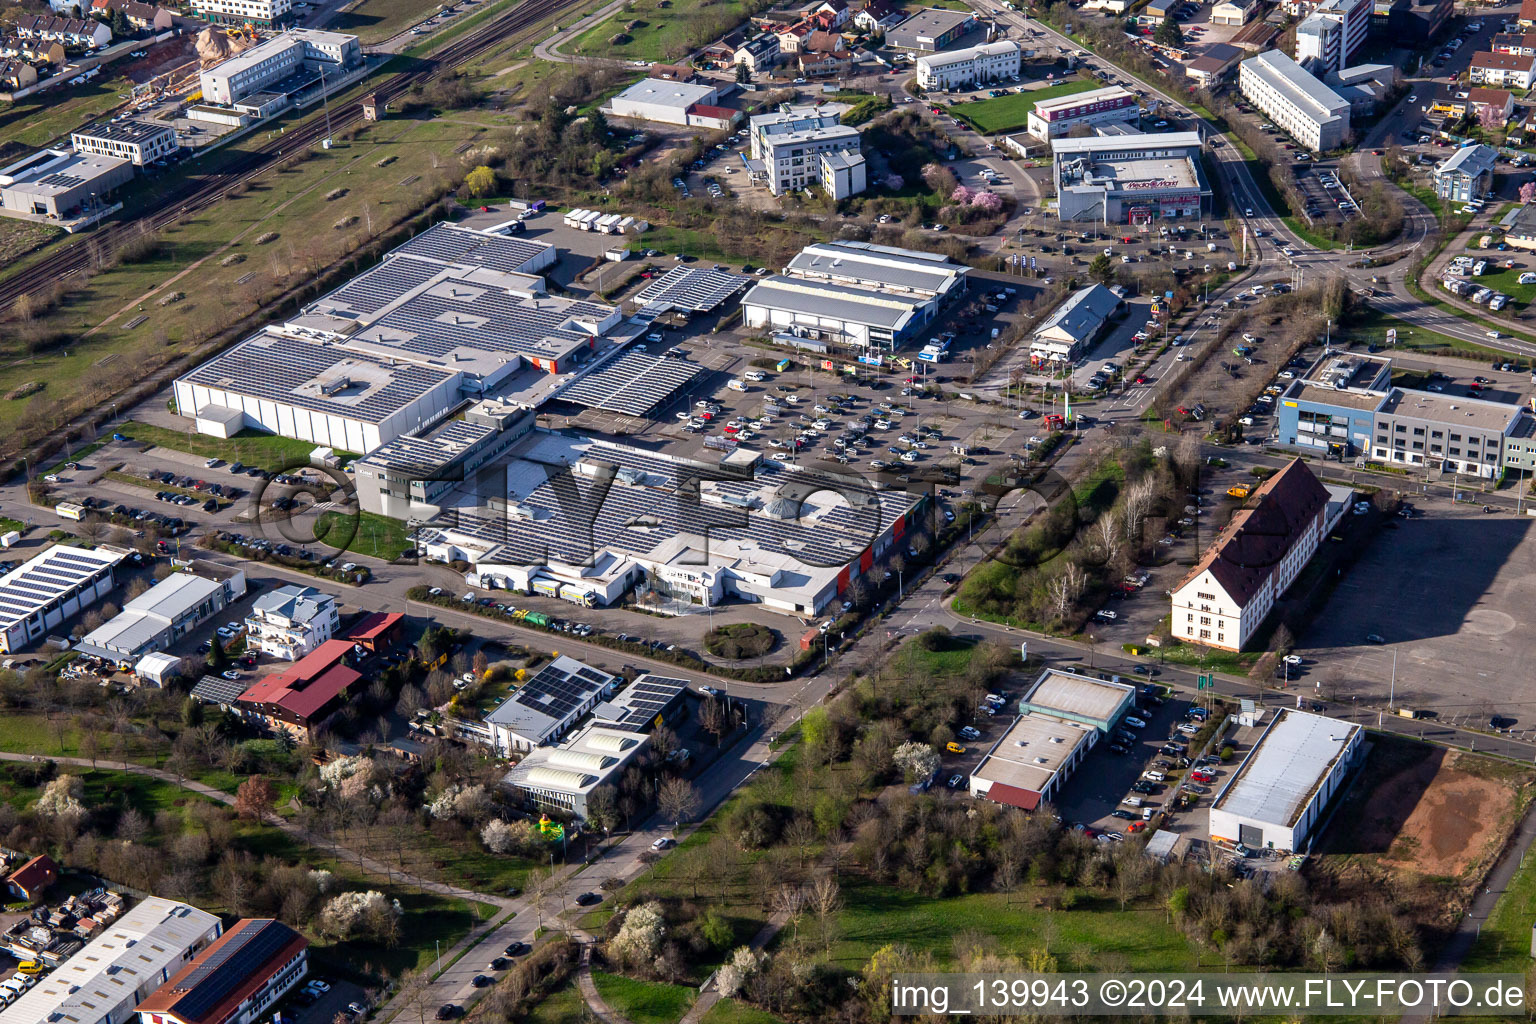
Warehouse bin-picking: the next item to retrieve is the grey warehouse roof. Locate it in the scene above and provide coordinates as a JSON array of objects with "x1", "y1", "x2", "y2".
[
  {"x1": 1241, "y1": 49, "x2": 1348, "y2": 117},
  {"x1": 1213, "y1": 709, "x2": 1358, "y2": 827},
  {"x1": 71, "y1": 118, "x2": 175, "y2": 145},
  {"x1": 742, "y1": 278, "x2": 917, "y2": 329},
  {"x1": 1035, "y1": 284, "x2": 1121, "y2": 341}
]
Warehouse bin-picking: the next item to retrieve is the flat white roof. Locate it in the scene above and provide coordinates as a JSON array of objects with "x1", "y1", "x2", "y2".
[
  {"x1": 973, "y1": 712, "x2": 1095, "y2": 793},
  {"x1": 1212, "y1": 709, "x2": 1359, "y2": 827},
  {"x1": 0, "y1": 898, "x2": 220, "y2": 1024},
  {"x1": 1021, "y1": 667, "x2": 1134, "y2": 723},
  {"x1": 1051, "y1": 130, "x2": 1202, "y2": 155},
  {"x1": 1033, "y1": 85, "x2": 1135, "y2": 117},
  {"x1": 612, "y1": 78, "x2": 717, "y2": 111},
  {"x1": 918, "y1": 39, "x2": 1019, "y2": 69},
  {"x1": 503, "y1": 723, "x2": 648, "y2": 797},
  {"x1": 1241, "y1": 49, "x2": 1348, "y2": 118}
]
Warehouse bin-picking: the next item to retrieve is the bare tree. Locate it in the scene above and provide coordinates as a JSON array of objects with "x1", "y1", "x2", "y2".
[
  {"x1": 698, "y1": 696, "x2": 729, "y2": 746},
  {"x1": 809, "y1": 874, "x2": 843, "y2": 953},
  {"x1": 1123, "y1": 477, "x2": 1157, "y2": 545},
  {"x1": 1096, "y1": 510, "x2": 1122, "y2": 566},
  {"x1": 657, "y1": 777, "x2": 699, "y2": 830}
]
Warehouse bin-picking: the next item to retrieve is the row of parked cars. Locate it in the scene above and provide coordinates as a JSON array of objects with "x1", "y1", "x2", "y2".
[{"x1": 0, "y1": 960, "x2": 43, "y2": 1006}]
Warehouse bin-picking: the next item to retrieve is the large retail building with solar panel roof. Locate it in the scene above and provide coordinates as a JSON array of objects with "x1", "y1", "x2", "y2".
[
  {"x1": 1207, "y1": 708, "x2": 1362, "y2": 853},
  {"x1": 136, "y1": 919, "x2": 307, "y2": 1024},
  {"x1": 173, "y1": 220, "x2": 625, "y2": 453}
]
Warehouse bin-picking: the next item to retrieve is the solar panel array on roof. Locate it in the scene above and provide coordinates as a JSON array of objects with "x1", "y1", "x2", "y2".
[
  {"x1": 507, "y1": 659, "x2": 616, "y2": 723},
  {"x1": 179, "y1": 334, "x2": 455, "y2": 424},
  {"x1": 0, "y1": 546, "x2": 123, "y2": 629},
  {"x1": 631, "y1": 267, "x2": 751, "y2": 313},
  {"x1": 556, "y1": 352, "x2": 703, "y2": 416},
  {"x1": 359, "y1": 417, "x2": 496, "y2": 477},
  {"x1": 192, "y1": 675, "x2": 248, "y2": 706},
  {"x1": 604, "y1": 675, "x2": 689, "y2": 731},
  {"x1": 324, "y1": 256, "x2": 445, "y2": 316},
  {"x1": 169, "y1": 920, "x2": 297, "y2": 1023},
  {"x1": 359, "y1": 284, "x2": 611, "y2": 363},
  {"x1": 395, "y1": 222, "x2": 550, "y2": 275},
  {"x1": 37, "y1": 172, "x2": 84, "y2": 187},
  {"x1": 424, "y1": 441, "x2": 905, "y2": 570}
]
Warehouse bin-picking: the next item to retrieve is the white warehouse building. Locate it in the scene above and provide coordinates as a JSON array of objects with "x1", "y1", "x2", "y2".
[
  {"x1": 0, "y1": 898, "x2": 222, "y2": 1024},
  {"x1": 1207, "y1": 708, "x2": 1363, "y2": 853},
  {"x1": 0, "y1": 544, "x2": 128, "y2": 655},
  {"x1": 1238, "y1": 49, "x2": 1350, "y2": 152},
  {"x1": 915, "y1": 40, "x2": 1021, "y2": 91}
]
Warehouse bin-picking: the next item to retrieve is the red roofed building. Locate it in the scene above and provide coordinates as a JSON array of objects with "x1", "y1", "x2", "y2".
[
  {"x1": 1169, "y1": 459, "x2": 1331, "y2": 652},
  {"x1": 136, "y1": 919, "x2": 308, "y2": 1024},
  {"x1": 686, "y1": 102, "x2": 742, "y2": 129},
  {"x1": 344, "y1": 611, "x2": 404, "y2": 652},
  {"x1": 235, "y1": 640, "x2": 362, "y2": 742},
  {"x1": 5, "y1": 853, "x2": 58, "y2": 900},
  {"x1": 1521, "y1": 0, "x2": 1536, "y2": 28}
]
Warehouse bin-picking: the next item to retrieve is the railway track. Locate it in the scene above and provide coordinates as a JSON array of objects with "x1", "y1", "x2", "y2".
[{"x1": 0, "y1": 0, "x2": 569, "y2": 309}]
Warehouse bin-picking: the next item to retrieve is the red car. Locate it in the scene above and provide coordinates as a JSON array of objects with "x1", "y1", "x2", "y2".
[
  {"x1": 1133, "y1": 375, "x2": 1147, "y2": 384},
  {"x1": 1190, "y1": 770, "x2": 1215, "y2": 783},
  {"x1": 904, "y1": 376, "x2": 918, "y2": 384}
]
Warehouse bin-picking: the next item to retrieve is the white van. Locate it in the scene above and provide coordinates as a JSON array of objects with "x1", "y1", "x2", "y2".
[{"x1": 727, "y1": 379, "x2": 748, "y2": 392}]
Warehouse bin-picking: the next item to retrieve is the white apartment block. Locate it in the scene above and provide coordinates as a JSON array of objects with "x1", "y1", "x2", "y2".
[
  {"x1": 199, "y1": 29, "x2": 360, "y2": 106},
  {"x1": 915, "y1": 39, "x2": 1020, "y2": 90},
  {"x1": 1238, "y1": 49, "x2": 1349, "y2": 152},
  {"x1": 819, "y1": 149, "x2": 866, "y2": 198},
  {"x1": 191, "y1": 0, "x2": 291, "y2": 26},
  {"x1": 70, "y1": 119, "x2": 178, "y2": 166},
  {"x1": 244, "y1": 584, "x2": 338, "y2": 660},
  {"x1": 748, "y1": 104, "x2": 862, "y2": 195},
  {"x1": 1169, "y1": 460, "x2": 1328, "y2": 652},
  {"x1": 1293, "y1": 0, "x2": 1369, "y2": 72}
]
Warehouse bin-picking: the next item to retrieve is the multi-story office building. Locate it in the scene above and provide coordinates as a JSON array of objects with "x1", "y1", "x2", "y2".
[
  {"x1": 1294, "y1": 0, "x2": 1370, "y2": 71},
  {"x1": 915, "y1": 40, "x2": 1020, "y2": 90},
  {"x1": 747, "y1": 104, "x2": 863, "y2": 196},
  {"x1": 1238, "y1": 49, "x2": 1350, "y2": 152},
  {"x1": 199, "y1": 29, "x2": 360, "y2": 106},
  {"x1": 70, "y1": 119, "x2": 178, "y2": 166},
  {"x1": 1433, "y1": 143, "x2": 1497, "y2": 202},
  {"x1": 190, "y1": 0, "x2": 291, "y2": 26},
  {"x1": 1026, "y1": 85, "x2": 1139, "y2": 140}
]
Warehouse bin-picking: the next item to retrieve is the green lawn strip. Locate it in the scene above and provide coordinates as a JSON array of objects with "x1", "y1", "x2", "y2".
[
  {"x1": 1462, "y1": 262, "x2": 1536, "y2": 307},
  {"x1": 524, "y1": 983, "x2": 588, "y2": 1024},
  {"x1": 590, "y1": 971, "x2": 696, "y2": 1024},
  {"x1": 700, "y1": 1000, "x2": 786, "y2": 1024},
  {"x1": 317, "y1": 509, "x2": 413, "y2": 560},
  {"x1": 1402, "y1": 275, "x2": 1536, "y2": 352},
  {"x1": 810, "y1": 880, "x2": 1218, "y2": 971},
  {"x1": 1122, "y1": 641, "x2": 1257, "y2": 672},
  {"x1": 116, "y1": 421, "x2": 358, "y2": 474},
  {"x1": 946, "y1": 78, "x2": 1098, "y2": 134},
  {"x1": 1334, "y1": 308, "x2": 1475, "y2": 355},
  {"x1": 1458, "y1": 837, "x2": 1536, "y2": 973},
  {"x1": 0, "y1": 711, "x2": 82, "y2": 758}
]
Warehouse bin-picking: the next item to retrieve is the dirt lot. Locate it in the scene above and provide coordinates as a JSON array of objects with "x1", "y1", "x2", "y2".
[{"x1": 1311, "y1": 736, "x2": 1533, "y2": 936}]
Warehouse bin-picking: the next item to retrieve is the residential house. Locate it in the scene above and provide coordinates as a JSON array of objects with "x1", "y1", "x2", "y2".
[
  {"x1": 5, "y1": 854, "x2": 57, "y2": 901},
  {"x1": 15, "y1": 15, "x2": 110, "y2": 48},
  {"x1": 1521, "y1": 0, "x2": 1536, "y2": 28},
  {"x1": 1466, "y1": 86, "x2": 1514, "y2": 123},
  {"x1": 244, "y1": 584, "x2": 338, "y2": 660},
  {"x1": 1169, "y1": 459, "x2": 1331, "y2": 652},
  {"x1": 1184, "y1": 42, "x2": 1242, "y2": 86},
  {"x1": 735, "y1": 33, "x2": 780, "y2": 72},
  {"x1": 1491, "y1": 30, "x2": 1536, "y2": 56},
  {"x1": 0, "y1": 37, "x2": 65, "y2": 65},
  {"x1": 0, "y1": 60, "x2": 38, "y2": 90},
  {"x1": 805, "y1": 0, "x2": 850, "y2": 27},
  {"x1": 1433, "y1": 143, "x2": 1497, "y2": 203},
  {"x1": 93, "y1": 0, "x2": 174, "y2": 30},
  {"x1": 1470, "y1": 50, "x2": 1536, "y2": 89},
  {"x1": 854, "y1": 0, "x2": 904, "y2": 31}
]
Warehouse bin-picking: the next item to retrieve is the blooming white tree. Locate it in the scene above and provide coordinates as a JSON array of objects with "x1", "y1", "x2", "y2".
[
  {"x1": 481, "y1": 818, "x2": 541, "y2": 854},
  {"x1": 35, "y1": 775, "x2": 85, "y2": 818},
  {"x1": 608, "y1": 902, "x2": 666, "y2": 966},
  {"x1": 892, "y1": 741, "x2": 940, "y2": 781},
  {"x1": 716, "y1": 946, "x2": 767, "y2": 997},
  {"x1": 319, "y1": 890, "x2": 401, "y2": 939},
  {"x1": 319, "y1": 755, "x2": 371, "y2": 788},
  {"x1": 309, "y1": 869, "x2": 335, "y2": 893}
]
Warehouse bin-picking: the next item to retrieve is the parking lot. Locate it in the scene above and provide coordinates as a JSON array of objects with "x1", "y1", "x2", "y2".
[
  {"x1": 1301, "y1": 499, "x2": 1536, "y2": 731},
  {"x1": 1292, "y1": 164, "x2": 1357, "y2": 225}
]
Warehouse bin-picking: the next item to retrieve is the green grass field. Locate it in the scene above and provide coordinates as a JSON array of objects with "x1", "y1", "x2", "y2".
[
  {"x1": 1336, "y1": 308, "x2": 1512, "y2": 361},
  {"x1": 700, "y1": 1001, "x2": 785, "y2": 1024},
  {"x1": 569, "y1": 0, "x2": 752, "y2": 62},
  {"x1": 525, "y1": 984, "x2": 589, "y2": 1024},
  {"x1": 117, "y1": 421, "x2": 357, "y2": 473},
  {"x1": 948, "y1": 78, "x2": 1097, "y2": 134},
  {"x1": 591, "y1": 972, "x2": 696, "y2": 1024},
  {"x1": 317, "y1": 509, "x2": 413, "y2": 560},
  {"x1": 332, "y1": 0, "x2": 438, "y2": 44},
  {"x1": 1460, "y1": 844, "x2": 1536, "y2": 973},
  {"x1": 813, "y1": 881, "x2": 1215, "y2": 971},
  {"x1": 1461, "y1": 261, "x2": 1536, "y2": 309}
]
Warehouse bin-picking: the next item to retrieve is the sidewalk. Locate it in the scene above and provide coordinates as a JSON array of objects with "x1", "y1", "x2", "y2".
[{"x1": 532, "y1": 0, "x2": 627, "y2": 63}]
